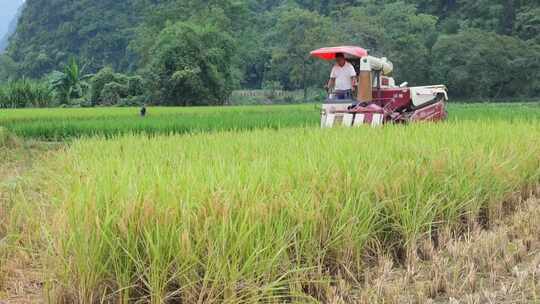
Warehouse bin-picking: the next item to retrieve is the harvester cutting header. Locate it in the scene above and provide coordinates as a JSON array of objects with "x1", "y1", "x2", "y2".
[{"x1": 310, "y1": 46, "x2": 448, "y2": 127}]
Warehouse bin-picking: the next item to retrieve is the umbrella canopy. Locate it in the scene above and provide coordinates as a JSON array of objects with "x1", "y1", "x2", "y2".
[{"x1": 310, "y1": 46, "x2": 368, "y2": 60}]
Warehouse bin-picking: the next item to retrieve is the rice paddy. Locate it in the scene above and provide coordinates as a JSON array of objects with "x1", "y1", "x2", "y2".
[
  {"x1": 0, "y1": 105, "x2": 318, "y2": 140},
  {"x1": 1, "y1": 102, "x2": 540, "y2": 303},
  {"x1": 1, "y1": 103, "x2": 539, "y2": 139}
]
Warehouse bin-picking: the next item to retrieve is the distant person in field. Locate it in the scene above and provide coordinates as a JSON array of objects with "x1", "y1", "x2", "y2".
[
  {"x1": 326, "y1": 53, "x2": 357, "y2": 100},
  {"x1": 140, "y1": 104, "x2": 147, "y2": 117}
]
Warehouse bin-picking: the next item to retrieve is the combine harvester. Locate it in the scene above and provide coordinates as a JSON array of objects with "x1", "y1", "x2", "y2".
[{"x1": 311, "y1": 46, "x2": 448, "y2": 127}]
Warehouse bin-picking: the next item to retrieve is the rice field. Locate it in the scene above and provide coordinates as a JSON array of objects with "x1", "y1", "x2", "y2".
[
  {"x1": 2, "y1": 102, "x2": 540, "y2": 303},
  {"x1": 0, "y1": 105, "x2": 319, "y2": 140},
  {"x1": 1, "y1": 103, "x2": 539, "y2": 139}
]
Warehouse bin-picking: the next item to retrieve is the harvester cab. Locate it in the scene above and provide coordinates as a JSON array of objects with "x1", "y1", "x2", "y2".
[{"x1": 311, "y1": 46, "x2": 448, "y2": 127}]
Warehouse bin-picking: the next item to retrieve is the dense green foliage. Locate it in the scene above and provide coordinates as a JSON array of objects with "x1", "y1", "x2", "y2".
[
  {"x1": 432, "y1": 29, "x2": 540, "y2": 98},
  {"x1": 5, "y1": 0, "x2": 138, "y2": 76},
  {"x1": 0, "y1": 0, "x2": 539, "y2": 102},
  {"x1": 48, "y1": 57, "x2": 92, "y2": 105},
  {"x1": 144, "y1": 22, "x2": 237, "y2": 106},
  {"x1": 1, "y1": 103, "x2": 539, "y2": 139},
  {"x1": 89, "y1": 67, "x2": 144, "y2": 106},
  {"x1": 0, "y1": 78, "x2": 52, "y2": 108}
]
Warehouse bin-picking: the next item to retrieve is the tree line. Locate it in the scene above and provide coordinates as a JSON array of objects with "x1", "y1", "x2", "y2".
[{"x1": 0, "y1": 0, "x2": 539, "y2": 107}]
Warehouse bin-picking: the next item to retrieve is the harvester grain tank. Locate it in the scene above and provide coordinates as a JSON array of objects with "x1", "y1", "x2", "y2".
[{"x1": 311, "y1": 46, "x2": 448, "y2": 127}]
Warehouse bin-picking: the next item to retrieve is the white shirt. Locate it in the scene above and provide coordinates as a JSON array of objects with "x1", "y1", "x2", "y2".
[{"x1": 330, "y1": 62, "x2": 357, "y2": 90}]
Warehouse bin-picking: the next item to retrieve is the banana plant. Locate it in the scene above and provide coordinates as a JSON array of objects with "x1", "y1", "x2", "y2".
[{"x1": 49, "y1": 57, "x2": 93, "y2": 105}]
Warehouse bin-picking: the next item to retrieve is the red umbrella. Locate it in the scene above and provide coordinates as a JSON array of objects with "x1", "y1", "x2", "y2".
[{"x1": 310, "y1": 46, "x2": 368, "y2": 60}]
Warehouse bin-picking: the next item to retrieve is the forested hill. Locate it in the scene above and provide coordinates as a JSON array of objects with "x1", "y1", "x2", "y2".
[
  {"x1": 1, "y1": 0, "x2": 540, "y2": 99},
  {"x1": 5, "y1": 0, "x2": 139, "y2": 76}
]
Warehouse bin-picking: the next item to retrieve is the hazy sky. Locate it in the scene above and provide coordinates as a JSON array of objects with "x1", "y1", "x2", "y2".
[{"x1": 0, "y1": 0, "x2": 24, "y2": 38}]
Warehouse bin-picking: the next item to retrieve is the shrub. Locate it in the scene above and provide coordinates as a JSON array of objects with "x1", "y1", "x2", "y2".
[
  {"x1": 127, "y1": 76, "x2": 144, "y2": 96},
  {"x1": 100, "y1": 82, "x2": 128, "y2": 105},
  {"x1": 90, "y1": 67, "x2": 144, "y2": 106},
  {"x1": 118, "y1": 95, "x2": 147, "y2": 107},
  {"x1": 89, "y1": 67, "x2": 116, "y2": 104}
]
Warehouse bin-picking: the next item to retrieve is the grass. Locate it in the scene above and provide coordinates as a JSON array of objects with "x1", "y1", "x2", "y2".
[
  {"x1": 0, "y1": 102, "x2": 539, "y2": 140},
  {"x1": 7, "y1": 118, "x2": 540, "y2": 303},
  {"x1": 0, "y1": 105, "x2": 319, "y2": 140}
]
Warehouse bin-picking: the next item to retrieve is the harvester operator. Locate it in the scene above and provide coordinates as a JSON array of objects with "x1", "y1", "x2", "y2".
[{"x1": 326, "y1": 53, "x2": 357, "y2": 100}]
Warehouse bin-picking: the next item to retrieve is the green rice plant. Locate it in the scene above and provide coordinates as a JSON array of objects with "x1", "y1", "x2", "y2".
[
  {"x1": 1, "y1": 103, "x2": 539, "y2": 140},
  {"x1": 0, "y1": 104, "x2": 321, "y2": 140},
  {"x1": 12, "y1": 119, "x2": 540, "y2": 303}
]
